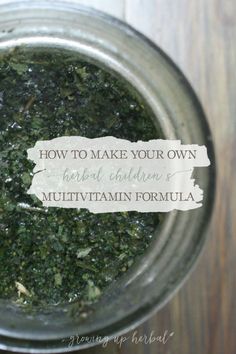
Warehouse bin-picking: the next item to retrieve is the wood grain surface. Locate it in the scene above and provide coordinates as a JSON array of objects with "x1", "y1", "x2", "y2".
[
  {"x1": 1, "y1": 1, "x2": 235, "y2": 353},
  {"x1": 74, "y1": 1, "x2": 236, "y2": 354}
]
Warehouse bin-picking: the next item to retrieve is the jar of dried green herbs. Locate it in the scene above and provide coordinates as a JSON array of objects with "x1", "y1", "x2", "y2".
[{"x1": 0, "y1": 1, "x2": 215, "y2": 352}]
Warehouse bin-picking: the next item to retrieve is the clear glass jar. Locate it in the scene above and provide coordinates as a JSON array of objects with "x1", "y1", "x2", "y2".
[{"x1": 0, "y1": 0, "x2": 215, "y2": 352}]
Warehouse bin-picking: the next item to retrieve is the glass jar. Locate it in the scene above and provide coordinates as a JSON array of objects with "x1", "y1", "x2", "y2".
[{"x1": 0, "y1": 0, "x2": 215, "y2": 352}]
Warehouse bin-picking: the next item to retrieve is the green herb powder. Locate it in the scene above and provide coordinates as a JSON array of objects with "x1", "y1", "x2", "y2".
[{"x1": 0, "y1": 47, "x2": 161, "y2": 308}]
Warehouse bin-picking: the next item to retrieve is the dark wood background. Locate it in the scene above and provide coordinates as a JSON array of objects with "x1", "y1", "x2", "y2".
[
  {"x1": 2, "y1": 0, "x2": 235, "y2": 353},
  {"x1": 76, "y1": 1, "x2": 236, "y2": 353}
]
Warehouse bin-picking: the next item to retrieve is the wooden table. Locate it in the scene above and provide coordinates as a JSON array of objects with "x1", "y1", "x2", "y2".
[
  {"x1": 1, "y1": 1, "x2": 235, "y2": 353},
  {"x1": 74, "y1": 1, "x2": 235, "y2": 353}
]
